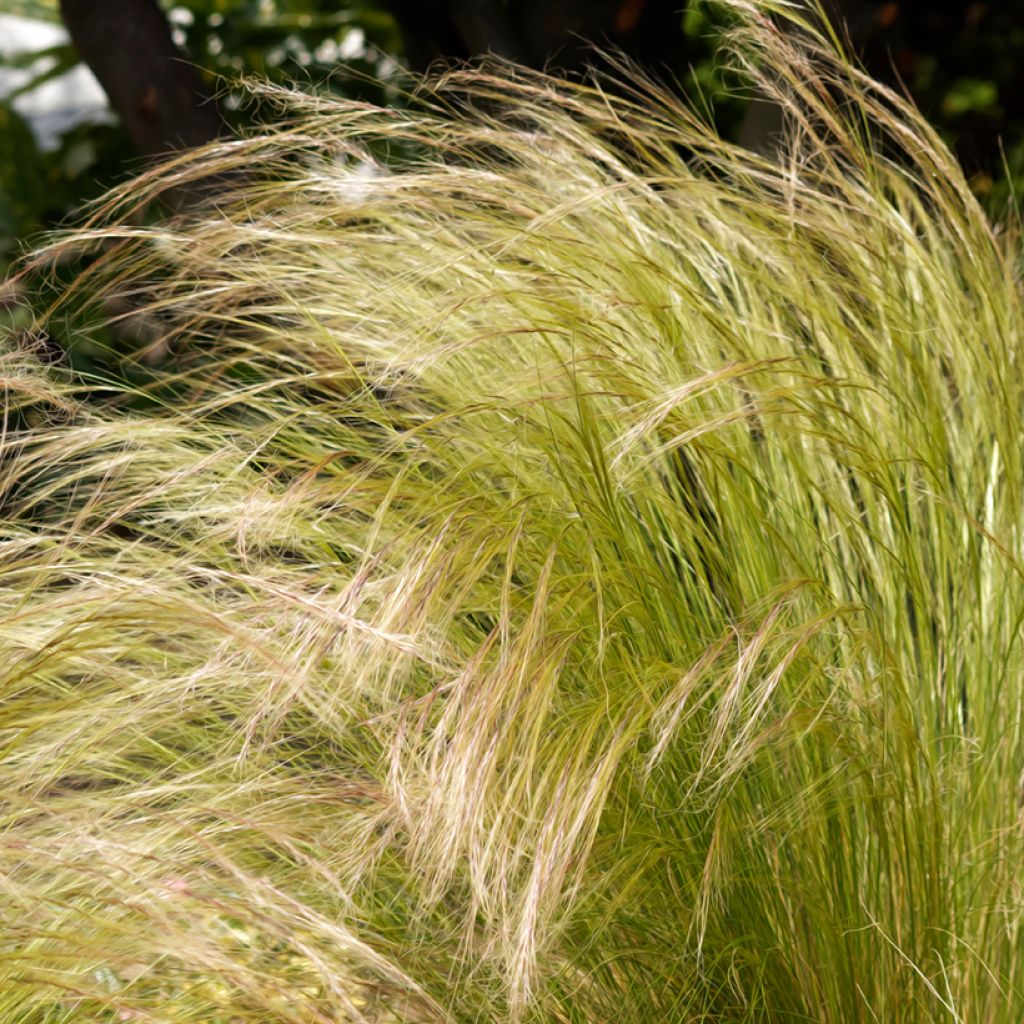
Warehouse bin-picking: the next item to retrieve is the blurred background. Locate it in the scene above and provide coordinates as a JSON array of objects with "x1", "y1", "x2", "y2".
[{"x1": 1, "y1": 0, "x2": 1022, "y2": 364}]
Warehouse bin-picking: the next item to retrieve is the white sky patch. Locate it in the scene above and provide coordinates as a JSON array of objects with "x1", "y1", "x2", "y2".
[{"x1": 0, "y1": 13, "x2": 113, "y2": 151}]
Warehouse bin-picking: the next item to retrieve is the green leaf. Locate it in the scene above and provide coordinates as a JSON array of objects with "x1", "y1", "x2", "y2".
[{"x1": 941, "y1": 77, "x2": 999, "y2": 117}]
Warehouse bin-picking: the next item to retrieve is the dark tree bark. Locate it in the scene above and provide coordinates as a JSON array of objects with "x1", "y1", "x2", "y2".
[
  {"x1": 59, "y1": 0, "x2": 223, "y2": 164},
  {"x1": 58, "y1": 0, "x2": 230, "y2": 355}
]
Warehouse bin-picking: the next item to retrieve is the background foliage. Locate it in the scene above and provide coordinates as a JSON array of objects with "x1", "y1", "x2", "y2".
[
  {"x1": 1, "y1": 2, "x2": 1021, "y2": 271},
  {"x1": 1, "y1": 0, "x2": 1022, "y2": 358}
]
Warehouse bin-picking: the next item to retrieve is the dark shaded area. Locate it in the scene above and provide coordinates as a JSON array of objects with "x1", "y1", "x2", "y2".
[
  {"x1": 860, "y1": 1, "x2": 1024, "y2": 202},
  {"x1": 385, "y1": 0, "x2": 685, "y2": 77}
]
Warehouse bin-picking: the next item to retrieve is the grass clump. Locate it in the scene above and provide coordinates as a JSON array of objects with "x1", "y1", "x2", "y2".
[{"x1": 2, "y1": 2, "x2": 1023, "y2": 1020}]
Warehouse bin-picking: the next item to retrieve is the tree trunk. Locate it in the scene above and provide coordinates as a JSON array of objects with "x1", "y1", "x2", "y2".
[{"x1": 59, "y1": 0, "x2": 223, "y2": 167}]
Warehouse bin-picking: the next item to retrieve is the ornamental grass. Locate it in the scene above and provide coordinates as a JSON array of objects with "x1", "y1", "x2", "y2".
[{"x1": 1, "y1": 3, "x2": 1022, "y2": 1021}]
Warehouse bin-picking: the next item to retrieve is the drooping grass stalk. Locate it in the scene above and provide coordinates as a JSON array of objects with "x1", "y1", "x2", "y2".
[{"x1": 1, "y1": 3, "x2": 1022, "y2": 1021}]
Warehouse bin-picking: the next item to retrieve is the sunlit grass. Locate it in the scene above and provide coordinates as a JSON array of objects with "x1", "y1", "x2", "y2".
[{"x1": 1, "y1": 2, "x2": 1022, "y2": 1020}]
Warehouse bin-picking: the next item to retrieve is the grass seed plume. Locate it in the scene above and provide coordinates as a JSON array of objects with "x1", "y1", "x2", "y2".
[{"x1": 1, "y1": 2, "x2": 1022, "y2": 1021}]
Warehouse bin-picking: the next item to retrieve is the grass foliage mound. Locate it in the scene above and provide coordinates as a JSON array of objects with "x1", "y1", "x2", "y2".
[{"x1": 3, "y1": 3, "x2": 1023, "y2": 1020}]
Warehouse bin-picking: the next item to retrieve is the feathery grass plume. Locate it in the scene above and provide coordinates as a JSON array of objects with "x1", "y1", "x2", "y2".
[{"x1": 3, "y1": 2, "x2": 1024, "y2": 1020}]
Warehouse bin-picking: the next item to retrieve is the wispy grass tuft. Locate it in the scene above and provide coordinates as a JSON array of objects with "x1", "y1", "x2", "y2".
[{"x1": 2, "y1": 3, "x2": 1023, "y2": 1020}]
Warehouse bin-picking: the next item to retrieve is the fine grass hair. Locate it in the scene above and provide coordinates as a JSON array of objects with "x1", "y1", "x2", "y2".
[{"x1": 3, "y1": 2, "x2": 1023, "y2": 1020}]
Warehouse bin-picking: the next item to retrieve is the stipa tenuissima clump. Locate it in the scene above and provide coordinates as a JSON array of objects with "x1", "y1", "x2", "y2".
[{"x1": 2, "y1": 3, "x2": 1022, "y2": 1021}]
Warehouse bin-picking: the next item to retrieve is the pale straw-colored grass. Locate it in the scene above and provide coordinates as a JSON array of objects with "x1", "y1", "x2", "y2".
[{"x1": 2, "y1": 2, "x2": 1022, "y2": 1020}]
